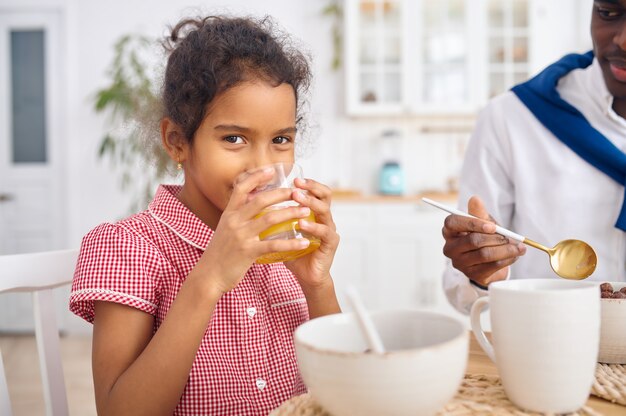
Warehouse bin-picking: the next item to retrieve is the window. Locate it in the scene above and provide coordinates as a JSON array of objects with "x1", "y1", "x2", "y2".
[{"x1": 11, "y1": 30, "x2": 47, "y2": 163}]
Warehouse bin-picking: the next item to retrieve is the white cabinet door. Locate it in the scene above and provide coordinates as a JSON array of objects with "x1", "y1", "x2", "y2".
[
  {"x1": 374, "y1": 203, "x2": 447, "y2": 308},
  {"x1": 344, "y1": 0, "x2": 584, "y2": 116},
  {"x1": 331, "y1": 201, "x2": 450, "y2": 311},
  {"x1": 344, "y1": 0, "x2": 406, "y2": 115},
  {"x1": 330, "y1": 203, "x2": 377, "y2": 308}
]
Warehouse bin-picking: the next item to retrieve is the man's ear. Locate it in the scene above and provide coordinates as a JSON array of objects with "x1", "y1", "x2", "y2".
[{"x1": 161, "y1": 118, "x2": 187, "y2": 163}]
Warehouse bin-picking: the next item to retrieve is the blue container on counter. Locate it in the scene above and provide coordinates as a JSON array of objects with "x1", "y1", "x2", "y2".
[{"x1": 378, "y1": 161, "x2": 405, "y2": 195}]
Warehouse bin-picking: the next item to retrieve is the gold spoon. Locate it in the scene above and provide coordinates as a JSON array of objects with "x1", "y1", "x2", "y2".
[{"x1": 421, "y1": 198, "x2": 597, "y2": 280}]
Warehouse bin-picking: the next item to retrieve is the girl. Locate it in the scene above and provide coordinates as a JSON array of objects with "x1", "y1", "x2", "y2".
[{"x1": 70, "y1": 15, "x2": 341, "y2": 415}]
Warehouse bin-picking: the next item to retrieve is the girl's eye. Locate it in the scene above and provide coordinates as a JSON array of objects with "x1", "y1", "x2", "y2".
[
  {"x1": 272, "y1": 136, "x2": 292, "y2": 145},
  {"x1": 224, "y1": 136, "x2": 245, "y2": 144}
]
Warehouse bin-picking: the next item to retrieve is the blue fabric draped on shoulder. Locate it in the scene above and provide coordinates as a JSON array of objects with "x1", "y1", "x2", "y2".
[{"x1": 512, "y1": 51, "x2": 626, "y2": 231}]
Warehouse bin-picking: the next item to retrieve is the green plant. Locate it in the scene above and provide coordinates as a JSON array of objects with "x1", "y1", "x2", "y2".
[
  {"x1": 322, "y1": 0, "x2": 344, "y2": 70},
  {"x1": 93, "y1": 34, "x2": 171, "y2": 212}
]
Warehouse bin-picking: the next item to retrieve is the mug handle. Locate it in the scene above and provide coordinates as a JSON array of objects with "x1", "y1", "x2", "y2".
[{"x1": 470, "y1": 297, "x2": 496, "y2": 363}]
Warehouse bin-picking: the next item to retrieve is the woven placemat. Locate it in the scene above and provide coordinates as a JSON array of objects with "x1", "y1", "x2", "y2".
[
  {"x1": 443, "y1": 374, "x2": 600, "y2": 416},
  {"x1": 270, "y1": 374, "x2": 601, "y2": 416},
  {"x1": 592, "y1": 363, "x2": 626, "y2": 406}
]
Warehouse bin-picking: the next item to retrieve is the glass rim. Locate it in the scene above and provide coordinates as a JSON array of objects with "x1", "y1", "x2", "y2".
[{"x1": 234, "y1": 162, "x2": 303, "y2": 187}]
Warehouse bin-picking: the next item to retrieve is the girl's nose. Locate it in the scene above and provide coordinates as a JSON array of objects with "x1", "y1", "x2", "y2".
[{"x1": 250, "y1": 153, "x2": 274, "y2": 170}]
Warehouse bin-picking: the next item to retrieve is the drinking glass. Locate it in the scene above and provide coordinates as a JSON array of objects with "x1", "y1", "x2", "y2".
[{"x1": 239, "y1": 163, "x2": 320, "y2": 264}]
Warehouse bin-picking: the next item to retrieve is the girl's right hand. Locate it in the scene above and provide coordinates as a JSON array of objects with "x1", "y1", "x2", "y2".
[
  {"x1": 196, "y1": 167, "x2": 313, "y2": 295},
  {"x1": 441, "y1": 196, "x2": 526, "y2": 287}
]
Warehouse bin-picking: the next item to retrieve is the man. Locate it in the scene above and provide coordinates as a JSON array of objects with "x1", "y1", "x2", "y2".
[{"x1": 442, "y1": 0, "x2": 626, "y2": 314}]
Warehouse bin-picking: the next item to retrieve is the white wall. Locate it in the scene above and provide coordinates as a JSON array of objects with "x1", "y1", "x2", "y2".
[
  {"x1": 0, "y1": 0, "x2": 592, "y2": 249},
  {"x1": 529, "y1": 0, "x2": 591, "y2": 74},
  {"x1": 0, "y1": 0, "x2": 344, "y2": 247}
]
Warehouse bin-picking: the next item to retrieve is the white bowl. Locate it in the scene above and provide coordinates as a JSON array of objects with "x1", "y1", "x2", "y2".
[
  {"x1": 294, "y1": 309, "x2": 468, "y2": 416},
  {"x1": 599, "y1": 281, "x2": 626, "y2": 364}
]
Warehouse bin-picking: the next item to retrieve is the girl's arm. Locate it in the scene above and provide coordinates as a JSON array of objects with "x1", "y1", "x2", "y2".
[
  {"x1": 92, "y1": 269, "x2": 221, "y2": 416},
  {"x1": 286, "y1": 178, "x2": 342, "y2": 318},
  {"x1": 298, "y1": 277, "x2": 341, "y2": 318}
]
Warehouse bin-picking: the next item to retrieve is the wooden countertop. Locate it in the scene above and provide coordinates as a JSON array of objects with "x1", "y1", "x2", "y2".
[
  {"x1": 331, "y1": 189, "x2": 458, "y2": 203},
  {"x1": 468, "y1": 334, "x2": 624, "y2": 415}
]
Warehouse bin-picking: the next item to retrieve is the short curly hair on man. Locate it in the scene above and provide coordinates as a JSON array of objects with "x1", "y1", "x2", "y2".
[{"x1": 162, "y1": 15, "x2": 312, "y2": 143}]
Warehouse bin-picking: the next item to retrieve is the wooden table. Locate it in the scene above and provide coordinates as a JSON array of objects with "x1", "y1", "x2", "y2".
[{"x1": 467, "y1": 335, "x2": 624, "y2": 415}]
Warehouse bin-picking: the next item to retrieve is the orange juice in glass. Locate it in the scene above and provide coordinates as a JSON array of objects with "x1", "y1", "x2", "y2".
[
  {"x1": 255, "y1": 207, "x2": 321, "y2": 264},
  {"x1": 240, "y1": 163, "x2": 320, "y2": 264}
]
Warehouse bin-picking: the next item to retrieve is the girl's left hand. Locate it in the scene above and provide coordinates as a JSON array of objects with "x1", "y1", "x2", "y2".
[{"x1": 284, "y1": 177, "x2": 339, "y2": 291}]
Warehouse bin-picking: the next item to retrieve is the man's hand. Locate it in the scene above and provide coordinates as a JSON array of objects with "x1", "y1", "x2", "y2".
[{"x1": 441, "y1": 196, "x2": 526, "y2": 287}]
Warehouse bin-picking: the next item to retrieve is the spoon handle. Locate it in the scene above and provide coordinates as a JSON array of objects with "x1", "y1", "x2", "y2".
[
  {"x1": 421, "y1": 197, "x2": 525, "y2": 243},
  {"x1": 345, "y1": 286, "x2": 385, "y2": 354}
]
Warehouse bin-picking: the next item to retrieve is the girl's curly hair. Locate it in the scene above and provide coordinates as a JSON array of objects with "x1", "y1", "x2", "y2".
[{"x1": 162, "y1": 15, "x2": 312, "y2": 143}]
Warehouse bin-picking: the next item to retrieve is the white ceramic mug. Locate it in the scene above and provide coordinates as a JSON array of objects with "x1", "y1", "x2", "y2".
[{"x1": 470, "y1": 278, "x2": 600, "y2": 414}]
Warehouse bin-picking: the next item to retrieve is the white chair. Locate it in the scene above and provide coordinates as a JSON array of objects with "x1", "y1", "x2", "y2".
[{"x1": 0, "y1": 249, "x2": 79, "y2": 416}]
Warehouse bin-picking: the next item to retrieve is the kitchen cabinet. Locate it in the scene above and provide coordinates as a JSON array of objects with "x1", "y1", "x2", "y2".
[
  {"x1": 344, "y1": 0, "x2": 585, "y2": 115},
  {"x1": 330, "y1": 199, "x2": 457, "y2": 314}
]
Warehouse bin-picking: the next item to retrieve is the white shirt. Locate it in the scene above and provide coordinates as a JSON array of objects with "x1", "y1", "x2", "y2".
[{"x1": 444, "y1": 58, "x2": 626, "y2": 314}]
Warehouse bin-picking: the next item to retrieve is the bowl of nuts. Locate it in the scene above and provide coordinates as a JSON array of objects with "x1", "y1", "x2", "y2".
[{"x1": 599, "y1": 282, "x2": 626, "y2": 364}]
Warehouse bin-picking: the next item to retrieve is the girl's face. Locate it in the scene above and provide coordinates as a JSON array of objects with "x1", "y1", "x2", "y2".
[{"x1": 179, "y1": 81, "x2": 297, "y2": 228}]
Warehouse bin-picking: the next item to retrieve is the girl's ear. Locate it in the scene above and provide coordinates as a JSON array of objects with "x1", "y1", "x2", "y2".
[{"x1": 161, "y1": 118, "x2": 187, "y2": 164}]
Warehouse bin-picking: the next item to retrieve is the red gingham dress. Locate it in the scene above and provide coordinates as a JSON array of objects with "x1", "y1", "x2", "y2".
[{"x1": 70, "y1": 185, "x2": 309, "y2": 415}]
